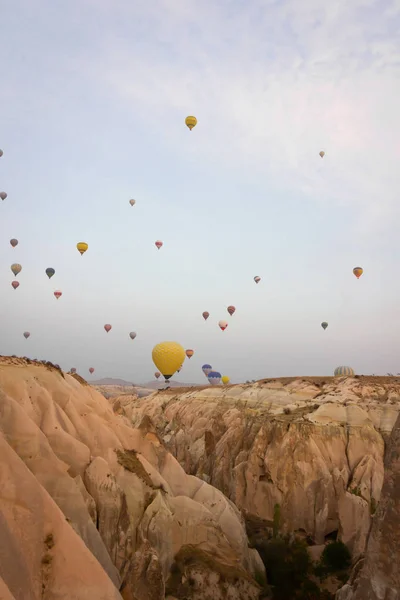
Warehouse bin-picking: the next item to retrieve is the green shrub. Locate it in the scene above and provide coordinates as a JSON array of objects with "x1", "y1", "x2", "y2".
[{"x1": 321, "y1": 541, "x2": 351, "y2": 572}]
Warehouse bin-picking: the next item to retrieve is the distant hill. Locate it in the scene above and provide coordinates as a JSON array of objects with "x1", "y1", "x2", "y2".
[
  {"x1": 143, "y1": 379, "x2": 199, "y2": 389},
  {"x1": 91, "y1": 377, "x2": 135, "y2": 386}
]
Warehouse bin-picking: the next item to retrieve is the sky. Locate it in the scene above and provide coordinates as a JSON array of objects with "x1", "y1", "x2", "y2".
[{"x1": 1, "y1": 0, "x2": 400, "y2": 384}]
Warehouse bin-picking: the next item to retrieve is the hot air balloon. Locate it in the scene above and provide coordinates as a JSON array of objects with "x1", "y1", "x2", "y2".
[
  {"x1": 104, "y1": 324, "x2": 112, "y2": 333},
  {"x1": 155, "y1": 371, "x2": 161, "y2": 379},
  {"x1": 334, "y1": 366, "x2": 355, "y2": 377},
  {"x1": 202, "y1": 364, "x2": 213, "y2": 377},
  {"x1": 89, "y1": 367, "x2": 95, "y2": 374},
  {"x1": 71, "y1": 368, "x2": 77, "y2": 374},
  {"x1": 152, "y1": 341, "x2": 186, "y2": 381},
  {"x1": 208, "y1": 371, "x2": 222, "y2": 385},
  {"x1": 321, "y1": 322, "x2": 328, "y2": 330},
  {"x1": 227, "y1": 305, "x2": 236, "y2": 316},
  {"x1": 185, "y1": 116, "x2": 197, "y2": 131},
  {"x1": 77, "y1": 242, "x2": 88, "y2": 255},
  {"x1": 46, "y1": 268, "x2": 55, "y2": 279},
  {"x1": 129, "y1": 199, "x2": 136, "y2": 206},
  {"x1": 0, "y1": 150, "x2": 3, "y2": 157},
  {"x1": 254, "y1": 276, "x2": 261, "y2": 284},
  {"x1": 319, "y1": 151, "x2": 325, "y2": 158},
  {"x1": 54, "y1": 290, "x2": 62, "y2": 300},
  {"x1": 23, "y1": 332, "x2": 30, "y2": 339},
  {"x1": 11, "y1": 263, "x2": 22, "y2": 276},
  {"x1": 218, "y1": 320, "x2": 228, "y2": 331},
  {"x1": 202, "y1": 311, "x2": 210, "y2": 320},
  {"x1": 0, "y1": 192, "x2": 7, "y2": 200},
  {"x1": 353, "y1": 267, "x2": 363, "y2": 279},
  {"x1": 11, "y1": 281, "x2": 19, "y2": 290},
  {"x1": 155, "y1": 240, "x2": 163, "y2": 250},
  {"x1": 222, "y1": 375, "x2": 230, "y2": 385},
  {"x1": 186, "y1": 349, "x2": 194, "y2": 359},
  {"x1": 129, "y1": 332, "x2": 137, "y2": 340},
  {"x1": 10, "y1": 239, "x2": 18, "y2": 248}
]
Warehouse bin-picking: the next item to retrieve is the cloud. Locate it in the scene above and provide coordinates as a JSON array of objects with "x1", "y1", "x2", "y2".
[{"x1": 76, "y1": 0, "x2": 399, "y2": 237}]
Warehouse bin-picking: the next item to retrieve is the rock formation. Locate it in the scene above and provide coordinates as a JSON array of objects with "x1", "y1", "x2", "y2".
[
  {"x1": 123, "y1": 377, "x2": 400, "y2": 563},
  {"x1": 0, "y1": 357, "x2": 264, "y2": 600},
  {"x1": 336, "y1": 410, "x2": 400, "y2": 599}
]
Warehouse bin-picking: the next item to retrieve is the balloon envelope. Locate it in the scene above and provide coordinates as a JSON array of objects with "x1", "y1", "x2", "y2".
[
  {"x1": 11, "y1": 263, "x2": 22, "y2": 276},
  {"x1": 129, "y1": 332, "x2": 137, "y2": 340},
  {"x1": 186, "y1": 349, "x2": 194, "y2": 359},
  {"x1": 89, "y1": 368, "x2": 95, "y2": 374},
  {"x1": 254, "y1": 276, "x2": 261, "y2": 284},
  {"x1": 129, "y1": 199, "x2": 136, "y2": 206},
  {"x1": 321, "y1": 322, "x2": 328, "y2": 330},
  {"x1": 71, "y1": 368, "x2": 76, "y2": 374},
  {"x1": 77, "y1": 242, "x2": 88, "y2": 255},
  {"x1": 218, "y1": 320, "x2": 228, "y2": 331},
  {"x1": 54, "y1": 290, "x2": 62, "y2": 299},
  {"x1": 10, "y1": 239, "x2": 18, "y2": 248},
  {"x1": 104, "y1": 324, "x2": 112, "y2": 333},
  {"x1": 155, "y1": 240, "x2": 163, "y2": 249},
  {"x1": 319, "y1": 150, "x2": 325, "y2": 158},
  {"x1": 152, "y1": 341, "x2": 186, "y2": 380},
  {"x1": 185, "y1": 116, "x2": 197, "y2": 130},
  {"x1": 227, "y1": 305, "x2": 236, "y2": 316},
  {"x1": 353, "y1": 267, "x2": 363, "y2": 279},
  {"x1": 23, "y1": 332, "x2": 30, "y2": 339},
  {"x1": 0, "y1": 192, "x2": 7, "y2": 200},
  {"x1": 202, "y1": 364, "x2": 213, "y2": 377},
  {"x1": 202, "y1": 311, "x2": 209, "y2": 320},
  {"x1": 46, "y1": 268, "x2": 55, "y2": 279},
  {"x1": 208, "y1": 371, "x2": 222, "y2": 385},
  {"x1": 0, "y1": 150, "x2": 3, "y2": 157},
  {"x1": 222, "y1": 375, "x2": 230, "y2": 385},
  {"x1": 334, "y1": 366, "x2": 355, "y2": 376},
  {"x1": 155, "y1": 372, "x2": 161, "y2": 379},
  {"x1": 11, "y1": 281, "x2": 19, "y2": 290}
]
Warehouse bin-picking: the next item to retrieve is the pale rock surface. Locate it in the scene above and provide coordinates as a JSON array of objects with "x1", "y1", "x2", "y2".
[
  {"x1": 0, "y1": 357, "x2": 263, "y2": 600},
  {"x1": 123, "y1": 376, "x2": 400, "y2": 560},
  {"x1": 336, "y1": 411, "x2": 400, "y2": 599}
]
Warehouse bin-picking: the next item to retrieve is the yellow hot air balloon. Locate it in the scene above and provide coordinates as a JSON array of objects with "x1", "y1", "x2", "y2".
[
  {"x1": 185, "y1": 116, "x2": 197, "y2": 131},
  {"x1": 152, "y1": 341, "x2": 186, "y2": 381},
  {"x1": 222, "y1": 376, "x2": 230, "y2": 385},
  {"x1": 77, "y1": 242, "x2": 88, "y2": 255}
]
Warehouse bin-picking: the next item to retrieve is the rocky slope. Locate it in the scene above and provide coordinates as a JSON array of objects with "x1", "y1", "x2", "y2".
[
  {"x1": 0, "y1": 357, "x2": 264, "y2": 600},
  {"x1": 122, "y1": 377, "x2": 400, "y2": 564},
  {"x1": 336, "y1": 410, "x2": 400, "y2": 599}
]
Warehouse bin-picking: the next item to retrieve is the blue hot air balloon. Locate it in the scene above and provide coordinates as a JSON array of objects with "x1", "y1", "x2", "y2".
[
  {"x1": 202, "y1": 364, "x2": 213, "y2": 377},
  {"x1": 208, "y1": 371, "x2": 222, "y2": 385}
]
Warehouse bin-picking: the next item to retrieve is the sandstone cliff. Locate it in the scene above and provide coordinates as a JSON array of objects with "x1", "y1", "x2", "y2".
[
  {"x1": 0, "y1": 357, "x2": 264, "y2": 600},
  {"x1": 336, "y1": 410, "x2": 400, "y2": 599},
  {"x1": 122, "y1": 377, "x2": 400, "y2": 563}
]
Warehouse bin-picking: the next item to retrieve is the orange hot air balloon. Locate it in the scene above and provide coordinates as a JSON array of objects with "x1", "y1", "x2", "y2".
[
  {"x1": 155, "y1": 240, "x2": 163, "y2": 250},
  {"x1": 202, "y1": 311, "x2": 210, "y2": 320},
  {"x1": 54, "y1": 290, "x2": 62, "y2": 300},
  {"x1": 11, "y1": 281, "x2": 19, "y2": 290},
  {"x1": 186, "y1": 349, "x2": 194, "y2": 359},
  {"x1": 218, "y1": 320, "x2": 228, "y2": 331},
  {"x1": 155, "y1": 371, "x2": 161, "y2": 379},
  {"x1": 353, "y1": 267, "x2": 363, "y2": 279},
  {"x1": 227, "y1": 305, "x2": 236, "y2": 316},
  {"x1": 104, "y1": 324, "x2": 112, "y2": 333},
  {"x1": 89, "y1": 367, "x2": 95, "y2": 374}
]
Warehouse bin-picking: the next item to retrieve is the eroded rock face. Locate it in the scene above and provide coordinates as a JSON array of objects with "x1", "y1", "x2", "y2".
[
  {"x1": 123, "y1": 377, "x2": 400, "y2": 561},
  {"x1": 0, "y1": 357, "x2": 263, "y2": 600},
  {"x1": 336, "y1": 412, "x2": 400, "y2": 599}
]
